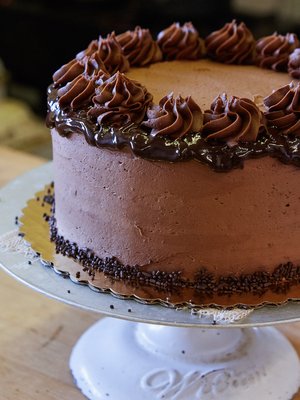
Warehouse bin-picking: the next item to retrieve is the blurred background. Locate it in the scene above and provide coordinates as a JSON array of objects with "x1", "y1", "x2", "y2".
[{"x1": 0, "y1": 0, "x2": 300, "y2": 160}]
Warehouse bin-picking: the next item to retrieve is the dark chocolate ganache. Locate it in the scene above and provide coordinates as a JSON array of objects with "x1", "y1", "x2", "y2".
[{"x1": 47, "y1": 84, "x2": 300, "y2": 171}]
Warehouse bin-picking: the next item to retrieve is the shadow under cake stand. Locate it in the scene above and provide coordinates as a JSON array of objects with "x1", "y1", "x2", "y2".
[{"x1": 1, "y1": 164, "x2": 300, "y2": 400}]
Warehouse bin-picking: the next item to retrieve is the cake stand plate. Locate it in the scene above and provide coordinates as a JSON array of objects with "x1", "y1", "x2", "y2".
[
  {"x1": 70, "y1": 319, "x2": 300, "y2": 400},
  {"x1": 1, "y1": 164, "x2": 300, "y2": 399}
]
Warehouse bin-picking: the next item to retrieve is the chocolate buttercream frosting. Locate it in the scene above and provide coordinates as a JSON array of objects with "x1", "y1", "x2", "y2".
[
  {"x1": 288, "y1": 48, "x2": 300, "y2": 79},
  {"x1": 264, "y1": 82, "x2": 300, "y2": 135},
  {"x1": 76, "y1": 33, "x2": 130, "y2": 74},
  {"x1": 157, "y1": 22, "x2": 205, "y2": 60},
  {"x1": 47, "y1": 82, "x2": 300, "y2": 171},
  {"x1": 47, "y1": 29, "x2": 300, "y2": 172},
  {"x1": 53, "y1": 58, "x2": 87, "y2": 87},
  {"x1": 46, "y1": 21, "x2": 300, "y2": 310},
  {"x1": 205, "y1": 20, "x2": 256, "y2": 64},
  {"x1": 57, "y1": 70, "x2": 109, "y2": 110},
  {"x1": 256, "y1": 32, "x2": 299, "y2": 71},
  {"x1": 202, "y1": 94, "x2": 264, "y2": 145},
  {"x1": 76, "y1": 39, "x2": 98, "y2": 59},
  {"x1": 53, "y1": 55, "x2": 108, "y2": 87},
  {"x1": 143, "y1": 93, "x2": 203, "y2": 139},
  {"x1": 47, "y1": 203, "x2": 300, "y2": 300},
  {"x1": 88, "y1": 71, "x2": 153, "y2": 127},
  {"x1": 116, "y1": 26, "x2": 162, "y2": 66}
]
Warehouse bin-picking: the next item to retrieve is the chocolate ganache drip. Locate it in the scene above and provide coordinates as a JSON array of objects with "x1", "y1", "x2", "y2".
[
  {"x1": 288, "y1": 48, "x2": 300, "y2": 79},
  {"x1": 264, "y1": 82, "x2": 300, "y2": 135},
  {"x1": 76, "y1": 33, "x2": 130, "y2": 74},
  {"x1": 202, "y1": 94, "x2": 264, "y2": 145},
  {"x1": 256, "y1": 32, "x2": 299, "y2": 71},
  {"x1": 143, "y1": 93, "x2": 203, "y2": 139},
  {"x1": 205, "y1": 20, "x2": 256, "y2": 64},
  {"x1": 88, "y1": 72, "x2": 153, "y2": 127},
  {"x1": 47, "y1": 83, "x2": 300, "y2": 170},
  {"x1": 116, "y1": 26, "x2": 162, "y2": 66},
  {"x1": 157, "y1": 22, "x2": 205, "y2": 60}
]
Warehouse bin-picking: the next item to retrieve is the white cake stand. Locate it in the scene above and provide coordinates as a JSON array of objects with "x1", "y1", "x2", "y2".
[{"x1": 1, "y1": 164, "x2": 300, "y2": 400}]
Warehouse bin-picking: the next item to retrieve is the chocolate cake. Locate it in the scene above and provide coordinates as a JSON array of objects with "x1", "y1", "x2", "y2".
[{"x1": 46, "y1": 20, "x2": 300, "y2": 306}]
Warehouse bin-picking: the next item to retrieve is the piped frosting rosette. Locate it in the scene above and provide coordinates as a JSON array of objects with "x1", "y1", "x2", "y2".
[
  {"x1": 88, "y1": 72, "x2": 153, "y2": 127},
  {"x1": 56, "y1": 70, "x2": 109, "y2": 110},
  {"x1": 53, "y1": 31, "x2": 129, "y2": 89},
  {"x1": 76, "y1": 32, "x2": 130, "y2": 74},
  {"x1": 256, "y1": 32, "x2": 299, "y2": 71},
  {"x1": 264, "y1": 82, "x2": 300, "y2": 135},
  {"x1": 143, "y1": 93, "x2": 203, "y2": 139},
  {"x1": 205, "y1": 20, "x2": 256, "y2": 64},
  {"x1": 288, "y1": 48, "x2": 300, "y2": 79},
  {"x1": 48, "y1": 20, "x2": 300, "y2": 172},
  {"x1": 202, "y1": 94, "x2": 265, "y2": 146},
  {"x1": 157, "y1": 22, "x2": 205, "y2": 60},
  {"x1": 52, "y1": 56, "x2": 106, "y2": 87},
  {"x1": 116, "y1": 26, "x2": 162, "y2": 66}
]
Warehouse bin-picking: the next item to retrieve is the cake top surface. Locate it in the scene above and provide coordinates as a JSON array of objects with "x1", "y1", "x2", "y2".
[{"x1": 126, "y1": 59, "x2": 292, "y2": 109}]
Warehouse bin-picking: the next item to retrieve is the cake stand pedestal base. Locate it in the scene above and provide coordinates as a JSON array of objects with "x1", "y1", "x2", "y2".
[{"x1": 70, "y1": 317, "x2": 300, "y2": 400}]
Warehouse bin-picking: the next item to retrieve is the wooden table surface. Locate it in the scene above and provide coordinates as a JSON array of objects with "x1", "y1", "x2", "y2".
[
  {"x1": 1, "y1": 145, "x2": 300, "y2": 399},
  {"x1": 0, "y1": 146, "x2": 97, "y2": 399}
]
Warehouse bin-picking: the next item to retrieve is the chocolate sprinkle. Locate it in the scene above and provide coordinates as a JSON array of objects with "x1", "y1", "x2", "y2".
[
  {"x1": 43, "y1": 194, "x2": 55, "y2": 206},
  {"x1": 46, "y1": 192, "x2": 300, "y2": 298}
]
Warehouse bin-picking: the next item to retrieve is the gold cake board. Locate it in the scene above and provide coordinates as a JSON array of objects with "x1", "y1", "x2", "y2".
[{"x1": 19, "y1": 185, "x2": 300, "y2": 309}]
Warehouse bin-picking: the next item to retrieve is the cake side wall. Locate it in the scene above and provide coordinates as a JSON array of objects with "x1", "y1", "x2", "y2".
[{"x1": 52, "y1": 129, "x2": 300, "y2": 278}]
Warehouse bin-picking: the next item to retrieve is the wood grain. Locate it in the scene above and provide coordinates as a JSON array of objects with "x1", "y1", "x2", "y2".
[
  {"x1": 0, "y1": 146, "x2": 97, "y2": 399},
  {"x1": 0, "y1": 146, "x2": 45, "y2": 187},
  {"x1": 0, "y1": 146, "x2": 300, "y2": 399}
]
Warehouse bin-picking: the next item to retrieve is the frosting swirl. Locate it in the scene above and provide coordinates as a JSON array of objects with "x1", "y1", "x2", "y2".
[
  {"x1": 143, "y1": 93, "x2": 203, "y2": 139},
  {"x1": 53, "y1": 56, "x2": 108, "y2": 87},
  {"x1": 116, "y1": 26, "x2": 162, "y2": 66},
  {"x1": 202, "y1": 94, "x2": 263, "y2": 145},
  {"x1": 263, "y1": 82, "x2": 300, "y2": 135},
  {"x1": 157, "y1": 22, "x2": 205, "y2": 60},
  {"x1": 77, "y1": 33, "x2": 130, "y2": 74},
  {"x1": 288, "y1": 48, "x2": 300, "y2": 79},
  {"x1": 88, "y1": 72, "x2": 153, "y2": 127},
  {"x1": 57, "y1": 70, "x2": 108, "y2": 110},
  {"x1": 53, "y1": 58, "x2": 86, "y2": 87},
  {"x1": 205, "y1": 20, "x2": 256, "y2": 64},
  {"x1": 256, "y1": 32, "x2": 299, "y2": 71},
  {"x1": 76, "y1": 39, "x2": 98, "y2": 59}
]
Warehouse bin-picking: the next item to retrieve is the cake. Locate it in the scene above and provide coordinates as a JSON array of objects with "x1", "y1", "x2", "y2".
[{"x1": 46, "y1": 20, "x2": 300, "y2": 307}]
